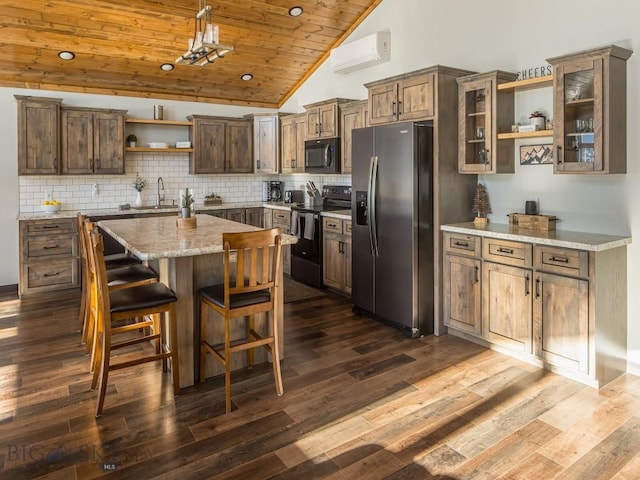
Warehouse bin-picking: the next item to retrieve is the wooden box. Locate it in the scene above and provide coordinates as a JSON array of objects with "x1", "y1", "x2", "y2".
[{"x1": 508, "y1": 213, "x2": 557, "y2": 231}]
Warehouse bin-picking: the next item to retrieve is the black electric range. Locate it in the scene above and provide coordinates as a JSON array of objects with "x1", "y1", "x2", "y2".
[{"x1": 290, "y1": 185, "x2": 351, "y2": 288}]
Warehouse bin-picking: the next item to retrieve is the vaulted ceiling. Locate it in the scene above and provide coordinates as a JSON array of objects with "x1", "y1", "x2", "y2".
[{"x1": 1, "y1": 0, "x2": 382, "y2": 108}]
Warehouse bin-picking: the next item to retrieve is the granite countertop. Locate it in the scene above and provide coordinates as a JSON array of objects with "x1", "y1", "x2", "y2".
[
  {"x1": 18, "y1": 202, "x2": 289, "y2": 221},
  {"x1": 441, "y1": 222, "x2": 631, "y2": 252},
  {"x1": 321, "y1": 209, "x2": 351, "y2": 221},
  {"x1": 98, "y1": 214, "x2": 297, "y2": 261}
]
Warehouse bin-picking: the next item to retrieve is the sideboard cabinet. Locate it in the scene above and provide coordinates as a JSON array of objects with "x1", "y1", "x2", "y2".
[{"x1": 442, "y1": 224, "x2": 629, "y2": 388}]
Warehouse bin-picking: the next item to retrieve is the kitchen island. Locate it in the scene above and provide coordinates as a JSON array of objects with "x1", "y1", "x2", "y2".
[{"x1": 98, "y1": 214, "x2": 297, "y2": 388}]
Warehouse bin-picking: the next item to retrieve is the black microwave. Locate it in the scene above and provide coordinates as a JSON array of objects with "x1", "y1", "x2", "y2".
[{"x1": 304, "y1": 138, "x2": 341, "y2": 174}]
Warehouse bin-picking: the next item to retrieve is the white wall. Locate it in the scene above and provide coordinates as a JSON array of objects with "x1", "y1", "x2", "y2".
[{"x1": 282, "y1": 0, "x2": 640, "y2": 370}]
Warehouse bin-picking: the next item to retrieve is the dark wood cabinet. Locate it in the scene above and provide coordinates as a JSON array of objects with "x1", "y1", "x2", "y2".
[
  {"x1": 281, "y1": 113, "x2": 306, "y2": 173},
  {"x1": 188, "y1": 116, "x2": 252, "y2": 174},
  {"x1": 252, "y1": 114, "x2": 279, "y2": 173},
  {"x1": 245, "y1": 207, "x2": 264, "y2": 228},
  {"x1": 548, "y1": 45, "x2": 632, "y2": 174},
  {"x1": 366, "y1": 70, "x2": 435, "y2": 125},
  {"x1": 16, "y1": 96, "x2": 62, "y2": 175},
  {"x1": 457, "y1": 71, "x2": 517, "y2": 174},
  {"x1": 340, "y1": 100, "x2": 368, "y2": 174},
  {"x1": 304, "y1": 98, "x2": 352, "y2": 140},
  {"x1": 61, "y1": 107, "x2": 126, "y2": 174}
]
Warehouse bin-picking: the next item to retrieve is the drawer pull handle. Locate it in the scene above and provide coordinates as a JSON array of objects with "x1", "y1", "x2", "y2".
[
  {"x1": 42, "y1": 225, "x2": 60, "y2": 229},
  {"x1": 43, "y1": 272, "x2": 60, "y2": 277},
  {"x1": 43, "y1": 245, "x2": 60, "y2": 249},
  {"x1": 497, "y1": 247, "x2": 514, "y2": 254},
  {"x1": 549, "y1": 256, "x2": 569, "y2": 263},
  {"x1": 328, "y1": 223, "x2": 337, "y2": 228},
  {"x1": 454, "y1": 241, "x2": 469, "y2": 248}
]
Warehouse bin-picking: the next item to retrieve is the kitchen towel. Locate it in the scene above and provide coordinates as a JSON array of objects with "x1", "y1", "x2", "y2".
[
  {"x1": 290, "y1": 210, "x2": 300, "y2": 237},
  {"x1": 303, "y1": 213, "x2": 315, "y2": 240}
]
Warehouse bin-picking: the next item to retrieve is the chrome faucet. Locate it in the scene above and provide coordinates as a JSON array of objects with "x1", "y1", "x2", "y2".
[{"x1": 156, "y1": 177, "x2": 165, "y2": 206}]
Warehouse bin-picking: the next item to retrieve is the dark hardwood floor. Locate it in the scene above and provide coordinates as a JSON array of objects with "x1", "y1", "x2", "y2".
[{"x1": 1, "y1": 290, "x2": 640, "y2": 479}]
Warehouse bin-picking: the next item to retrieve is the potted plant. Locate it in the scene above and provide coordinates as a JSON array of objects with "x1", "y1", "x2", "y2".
[
  {"x1": 180, "y1": 188, "x2": 194, "y2": 218},
  {"x1": 529, "y1": 111, "x2": 546, "y2": 130},
  {"x1": 127, "y1": 134, "x2": 137, "y2": 148},
  {"x1": 472, "y1": 183, "x2": 491, "y2": 225}
]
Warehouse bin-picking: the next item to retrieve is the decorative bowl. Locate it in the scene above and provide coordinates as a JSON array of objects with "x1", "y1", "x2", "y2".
[
  {"x1": 147, "y1": 142, "x2": 170, "y2": 148},
  {"x1": 41, "y1": 204, "x2": 61, "y2": 213}
]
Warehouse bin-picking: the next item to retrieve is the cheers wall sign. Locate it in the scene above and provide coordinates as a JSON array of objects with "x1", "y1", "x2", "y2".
[{"x1": 516, "y1": 64, "x2": 552, "y2": 81}]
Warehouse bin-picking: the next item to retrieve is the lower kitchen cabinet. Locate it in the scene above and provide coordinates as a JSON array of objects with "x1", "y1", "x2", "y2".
[
  {"x1": 245, "y1": 207, "x2": 264, "y2": 228},
  {"x1": 534, "y1": 271, "x2": 589, "y2": 374},
  {"x1": 19, "y1": 218, "x2": 80, "y2": 296},
  {"x1": 322, "y1": 217, "x2": 351, "y2": 294},
  {"x1": 482, "y1": 261, "x2": 532, "y2": 353},
  {"x1": 266, "y1": 208, "x2": 291, "y2": 275},
  {"x1": 441, "y1": 226, "x2": 628, "y2": 388}
]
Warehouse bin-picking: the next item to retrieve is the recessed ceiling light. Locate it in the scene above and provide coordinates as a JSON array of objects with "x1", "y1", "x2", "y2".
[
  {"x1": 160, "y1": 63, "x2": 175, "y2": 71},
  {"x1": 241, "y1": 73, "x2": 253, "y2": 81},
  {"x1": 288, "y1": 6, "x2": 303, "y2": 17},
  {"x1": 58, "y1": 51, "x2": 75, "y2": 60}
]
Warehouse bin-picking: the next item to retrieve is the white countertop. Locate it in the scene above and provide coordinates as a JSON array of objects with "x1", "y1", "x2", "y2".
[
  {"x1": 441, "y1": 222, "x2": 631, "y2": 252},
  {"x1": 98, "y1": 214, "x2": 297, "y2": 260},
  {"x1": 321, "y1": 209, "x2": 351, "y2": 221}
]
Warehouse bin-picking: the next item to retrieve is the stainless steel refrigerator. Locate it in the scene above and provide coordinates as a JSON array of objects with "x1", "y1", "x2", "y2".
[{"x1": 351, "y1": 122, "x2": 434, "y2": 337}]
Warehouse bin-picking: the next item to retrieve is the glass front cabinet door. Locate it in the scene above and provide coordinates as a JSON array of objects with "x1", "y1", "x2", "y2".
[
  {"x1": 548, "y1": 45, "x2": 632, "y2": 174},
  {"x1": 457, "y1": 71, "x2": 517, "y2": 174}
]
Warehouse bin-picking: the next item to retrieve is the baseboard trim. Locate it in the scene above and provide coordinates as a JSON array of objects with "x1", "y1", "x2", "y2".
[
  {"x1": 0, "y1": 284, "x2": 18, "y2": 301},
  {"x1": 627, "y1": 360, "x2": 640, "y2": 377}
]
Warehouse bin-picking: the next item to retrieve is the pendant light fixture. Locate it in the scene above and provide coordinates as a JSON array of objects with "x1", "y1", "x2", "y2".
[{"x1": 175, "y1": 0, "x2": 234, "y2": 66}]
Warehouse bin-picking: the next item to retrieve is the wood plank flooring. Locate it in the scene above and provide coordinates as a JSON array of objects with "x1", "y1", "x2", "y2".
[{"x1": 1, "y1": 290, "x2": 640, "y2": 479}]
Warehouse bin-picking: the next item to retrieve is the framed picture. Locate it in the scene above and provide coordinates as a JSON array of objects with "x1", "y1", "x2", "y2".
[{"x1": 520, "y1": 144, "x2": 553, "y2": 165}]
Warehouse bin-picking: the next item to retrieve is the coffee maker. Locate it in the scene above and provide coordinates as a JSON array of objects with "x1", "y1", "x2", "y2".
[{"x1": 262, "y1": 181, "x2": 283, "y2": 202}]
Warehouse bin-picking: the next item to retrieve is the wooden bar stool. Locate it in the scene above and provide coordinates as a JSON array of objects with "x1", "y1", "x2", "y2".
[
  {"x1": 87, "y1": 230, "x2": 180, "y2": 417},
  {"x1": 79, "y1": 218, "x2": 158, "y2": 353},
  {"x1": 199, "y1": 228, "x2": 283, "y2": 413}
]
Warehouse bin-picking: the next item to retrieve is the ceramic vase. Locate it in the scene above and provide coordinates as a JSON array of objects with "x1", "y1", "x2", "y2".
[{"x1": 134, "y1": 191, "x2": 142, "y2": 207}]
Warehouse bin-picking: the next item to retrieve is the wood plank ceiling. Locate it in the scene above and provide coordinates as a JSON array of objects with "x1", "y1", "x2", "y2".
[{"x1": 0, "y1": 0, "x2": 382, "y2": 108}]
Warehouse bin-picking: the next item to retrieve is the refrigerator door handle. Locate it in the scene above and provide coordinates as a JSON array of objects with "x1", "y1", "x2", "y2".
[
  {"x1": 370, "y1": 155, "x2": 380, "y2": 257},
  {"x1": 367, "y1": 156, "x2": 376, "y2": 255}
]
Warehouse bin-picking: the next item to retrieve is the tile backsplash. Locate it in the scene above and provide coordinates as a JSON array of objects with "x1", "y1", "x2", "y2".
[{"x1": 19, "y1": 153, "x2": 351, "y2": 212}]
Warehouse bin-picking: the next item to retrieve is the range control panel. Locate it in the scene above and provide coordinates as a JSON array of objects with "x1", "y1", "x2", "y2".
[{"x1": 322, "y1": 185, "x2": 352, "y2": 200}]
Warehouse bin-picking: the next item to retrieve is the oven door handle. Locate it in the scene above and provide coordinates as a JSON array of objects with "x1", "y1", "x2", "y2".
[{"x1": 368, "y1": 155, "x2": 379, "y2": 257}]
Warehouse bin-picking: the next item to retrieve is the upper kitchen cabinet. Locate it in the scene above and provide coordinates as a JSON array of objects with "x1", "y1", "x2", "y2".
[
  {"x1": 547, "y1": 45, "x2": 632, "y2": 174},
  {"x1": 188, "y1": 116, "x2": 252, "y2": 174},
  {"x1": 365, "y1": 69, "x2": 435, "y2": 125},
  {"x1": 340, "y1": 100, "x2": 368, "y2": 174},
  {"x1": 16, "y1": 96, "x2": 62, "y2": 175},
  {"x1": 281, "y1": 113, "x2": 306, "y2": 173},
  {"x1": 251, "y1": 113, "x2": 280, "y2": 174},
  {"x1": 304, "y1": 98, "x2": 352, "y2": 139},
  {"x1": 61, "y1": 107, "x2": 126, "y2": 175},
  {"x1": 457, "y1": 71, "x2": 517, "y2": 174}
]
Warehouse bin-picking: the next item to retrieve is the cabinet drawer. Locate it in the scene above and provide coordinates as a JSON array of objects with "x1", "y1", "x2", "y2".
[
  {"x1": 25, "y1": 218, "x2": 76, "y2": 235},
  {"x1": 323, "y1": 217, "x2": 343, "y2": 234},
  {"x1": 272, "y1": 210, "x2": 290, "y2": 222},
  {"x1": 344, "y1": 221, "x2": 352, "y2": 235},
  {"x1": 444, "y1": 232, "x2": 480, "y2": 257},
  {"x1": 482, "y1": 238, "x2": 532, "y2": 267},
  {"x1": 534, "y1": 245, "x2": 589, "y2": 278},
  {"x1": 23, "y1": 259, "x2": 79, "y2": 290},
  {"x1": 24, "y1": 235, "x2": 76, "y2": 259}
]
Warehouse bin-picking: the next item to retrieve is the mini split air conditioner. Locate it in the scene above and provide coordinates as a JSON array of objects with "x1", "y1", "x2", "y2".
[{"x1": 330, "y1": 31, "x2": 391, "y2": 74}]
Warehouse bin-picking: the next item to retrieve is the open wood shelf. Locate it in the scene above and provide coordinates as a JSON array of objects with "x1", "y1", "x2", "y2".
[
  {"x1": 125, "y1": 118, "x2": 193, "y2": 126},
  {"x1": 497, "y1": 129, "x2": 553, "y2": 140},
  {"x1": 497, "y1": 75, "x2": 553, "y2": 92},
  {"x1": 126, "y1": 147, "x2": 193, "y2": 153}
]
